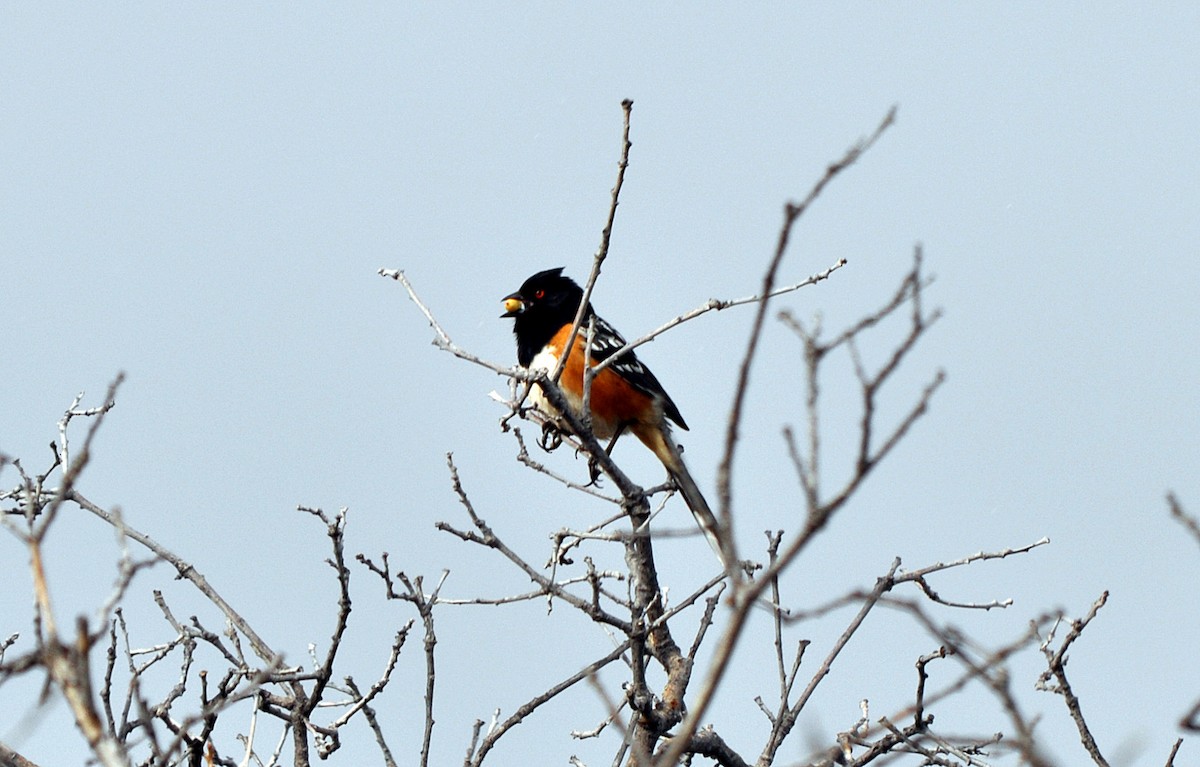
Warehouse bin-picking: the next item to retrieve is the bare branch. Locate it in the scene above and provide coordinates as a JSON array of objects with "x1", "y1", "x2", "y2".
[
  {"x1": 0, "y1": 742, "x2": 41, "y2": 767},
  {"x1": 327, "y1": 627, "x2": 410, "y2": 731},
  {"x1": 913, "y1": 646, "x2": 949, "y2": 729},
  {"x1": 378, "y1": 268, "x2": 526, "y2": 381},
  {"x1": 757, "y1": 559, "x2": 902, "y2": 765},
  {"x1": 346, "y1": 677, "x2": 399, "y2": 767},
  {"x1": 551, "y1": 99, "x2": 635, "y2": 390},
  {"x1": 897, "y1": 537, "x2": 1051, "y2": 581},
  {"x1": 715, "y1": 105, "x2": 897, "y2": 555},
  {"x1": 431, "y1": 454, "x2": 632, "y2": 633},
  {"x1": 667, "y1": 242, "x2": 941, "y2": 767},
  {"x1": 1165, "y1": 738, "x2": 1184, "y2": 766},
  {"x1": 1036, "y1": 591, "x2": 1111, "y2": 766},
  {"x1": 71, "y1": 492, "x2": 281, "y2": 668},
  {"x1": 589, "y1": 257, "x2": 848, "y2": 380},
  {"x1": 469, "y1": 642, "x2": 633, "y2": 766},
  {"x1": 1167, "y1": 492, "x2": 1200, "y2": 548}
]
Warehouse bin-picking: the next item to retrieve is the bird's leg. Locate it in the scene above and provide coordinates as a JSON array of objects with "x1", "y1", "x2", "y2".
[
  {"x1": 605, "y1": 423, "x2": 627, "y2": 456},
  {"x1": 586, "y1": 423, "x2": 627, "y2": 486}
]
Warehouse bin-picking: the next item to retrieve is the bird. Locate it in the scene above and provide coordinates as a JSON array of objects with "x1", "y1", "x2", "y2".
[{"x1": 502, "y1": 267, "x2": 728, "y2": 569}]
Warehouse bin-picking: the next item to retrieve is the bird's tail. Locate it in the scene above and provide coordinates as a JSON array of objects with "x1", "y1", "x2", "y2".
[{"x1": 635, "y1": 424, "x2": 732, "y2": 571}]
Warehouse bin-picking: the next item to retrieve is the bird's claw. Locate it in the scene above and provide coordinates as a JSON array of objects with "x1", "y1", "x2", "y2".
[
  {"x1": 539, "y1": 421, "x2": 564, "y2": 452},
  {"x1": 585, "y1": 457, "x2": 604, "y2": 488}
]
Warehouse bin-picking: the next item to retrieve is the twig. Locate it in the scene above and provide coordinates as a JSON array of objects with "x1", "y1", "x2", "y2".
[
  {"x1": 1165, "y1": 738, "x2": 1184, "y2": 766},
  {"x1": 715, "y1": 106, "x2": 897, "y2": 558},
  {"x1": 913, "y1": 646, "x2": 948, "y2": 729},
  {"x1": 432, "y1": 454, "x2": 632, "y2": 633},
  {"x1": 1036, "y1": 591, "x2": 1111, "y2": 766},
  {"x1": 469, "y1": 642, "x2": 634, "y2": 766},
  {"x1": 757, "y1": 559, "x2": 902, "y2": 765},
  {"x1": 898, "y1": 537, "x2": 1051, "y2": 582},
  {"x1": 71, "y1": 492, "x2": 280, "y2": 667},
  {"x1": 378, "y1": 268, "x2": 527, "y2": 381},
  {"x1": 346, "y1": 677, "x2": 399, "y2": 767},
  {"x1": 326, "y1": 627, "x2": 410, "y2": 731},
  {"x1": 668, "y1": 234, "x2": 938, "y2": 767},
  {"x1": 551, "y1": 99, "x2": 635, "y2": 391},
  {"x1": 589, "y1": 258, "x2": 848, "y2": 380},
  {"x1": 1167, "y1": 493, "x2": 1200, "y2": 548}
]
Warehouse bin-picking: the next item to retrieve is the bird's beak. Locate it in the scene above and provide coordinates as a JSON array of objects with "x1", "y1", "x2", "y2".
[{"x1": 501, "y1": 293, "x2": 525, "y2": 318}]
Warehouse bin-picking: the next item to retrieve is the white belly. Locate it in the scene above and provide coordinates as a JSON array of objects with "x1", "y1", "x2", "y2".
[
  {"x1": 526, "y1": 348, "x2": 571, "y2": 416},
  {"x1": 525, "y1": 348, "x2": 618, "y2": 439}
]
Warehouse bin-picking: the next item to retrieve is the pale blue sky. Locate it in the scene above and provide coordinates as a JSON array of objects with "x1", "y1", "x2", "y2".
[{"x1": 3, "y1": 5, "x2": 1198, "y2": 765}]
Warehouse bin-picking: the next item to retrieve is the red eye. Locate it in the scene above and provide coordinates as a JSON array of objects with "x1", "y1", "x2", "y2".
[{"x1": 534, "y1": 289, "x2": 545, "y2": 299}]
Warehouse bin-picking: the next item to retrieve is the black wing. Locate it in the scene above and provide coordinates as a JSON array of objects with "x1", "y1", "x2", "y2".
[{"x1": 588, "y1": 313, "x2": 689, "y2": 430}]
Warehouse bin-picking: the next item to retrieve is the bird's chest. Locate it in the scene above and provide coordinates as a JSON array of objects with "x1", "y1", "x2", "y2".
[{"x1": 525, "y1": 346, "x2": 619, "y2": 439}]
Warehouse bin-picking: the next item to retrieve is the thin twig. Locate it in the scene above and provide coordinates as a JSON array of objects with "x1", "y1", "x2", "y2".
[
  {"x1": 1167, "y1": 493, "x2": 1200, "y2": 548},
  {"x1": 551, "y1": 99, "x2": 635, "y2": 390},
  {"x1": 1037, "y1": 591, "x2": 1111, "y2": 766},
  {"x1": 715, "y1": 106, "x2": 897, "y2": 559}
]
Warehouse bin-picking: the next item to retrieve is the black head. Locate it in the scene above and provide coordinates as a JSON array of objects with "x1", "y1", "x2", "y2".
[
  {"x1": 502, "y1": 267, "x2": 589, "y2": 366},
  {"x1": 501, "y1": 267, "x2": 583, "y2": 319}
]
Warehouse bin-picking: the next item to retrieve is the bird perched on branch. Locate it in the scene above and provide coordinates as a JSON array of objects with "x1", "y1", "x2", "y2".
[{"x1": 502, "y1": 267, "x2": 728, "y2": 569}]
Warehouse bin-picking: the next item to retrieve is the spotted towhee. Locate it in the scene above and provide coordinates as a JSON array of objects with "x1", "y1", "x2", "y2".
[{"x1": 502, "y1": 267, "x2": 727, "y2": 568}]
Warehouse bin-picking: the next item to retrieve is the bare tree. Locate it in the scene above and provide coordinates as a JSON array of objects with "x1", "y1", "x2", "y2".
[
  {"x1": 1, "y1": 386, "x2": 406, "y2": 767},
  {"x1": 1, "y1": 102, "x2": 1191, "y2": 767}
]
